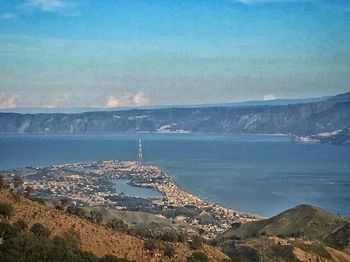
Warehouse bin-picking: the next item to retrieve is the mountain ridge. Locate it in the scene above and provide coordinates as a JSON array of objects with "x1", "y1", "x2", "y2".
[{"x1": 0, "y1": 93, "x2": 349, "y2": 141}]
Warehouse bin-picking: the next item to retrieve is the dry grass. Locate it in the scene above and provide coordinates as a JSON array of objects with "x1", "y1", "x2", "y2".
[{"x1": 0, "y1": 190, "x2": 228, "y2": 262}]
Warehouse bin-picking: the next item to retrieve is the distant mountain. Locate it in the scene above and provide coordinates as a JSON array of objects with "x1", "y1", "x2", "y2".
[
  {"x1": 0, "y1": 92, "x2": 349, "y2": 142},
  {"x1": 0, "y1": 95, "x2": 331, "y2": 114}
]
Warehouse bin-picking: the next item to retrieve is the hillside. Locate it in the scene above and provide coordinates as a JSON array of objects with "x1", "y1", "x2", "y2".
[
  {"x1": 215, "y1": 205, "x2": 350, "y2": 262},
  {"x1": 0, "y1": 190, "x2": 228, "y2": 262},
  {"x1": 0, "y1": 93, "x2": 349, "y2": 138},
  {"x1": 218, "y1": 204, "x2": 350, "y2": 241}
]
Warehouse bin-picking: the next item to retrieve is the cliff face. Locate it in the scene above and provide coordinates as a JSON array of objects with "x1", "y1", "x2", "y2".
[{"x1": 0, "y1": 94, "x2": 349, "y2": 136}]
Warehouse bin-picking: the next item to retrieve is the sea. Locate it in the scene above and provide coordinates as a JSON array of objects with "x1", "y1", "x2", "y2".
[{"x1": 1, "y1": 133, "x2": 349, "y2": 217}]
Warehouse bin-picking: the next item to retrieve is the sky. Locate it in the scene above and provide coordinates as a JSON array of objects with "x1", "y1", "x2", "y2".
[{"x1": 0, "y1": 0, "x2": 349, "y2": 109}]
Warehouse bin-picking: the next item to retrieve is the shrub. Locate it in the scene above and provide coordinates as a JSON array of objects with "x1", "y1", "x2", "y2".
[
  {"x1": 270, "y1": 245, "x2": 298, "y2": 262},
  {"x1": 0, "y1": 203, "x2": 12, "y2": 218},
  {"x1": 163, "y1": 245, "x2": 175, "y2": 257},
  {"x1": 89, "y1": 210, "x2": 103, "y2": 223},
  {"x1": 190, "y1": 235, "x2": 202, "y2": 249},
  {"x1": 66, "y1": 205, "x2": 86, "y2": 217},
  {"x1": 0, "y1": 222, "x2": 19, "y2": 240},
  {"x1": 107, "y1": 218, "x2": 128, "y2": 232},
  {"x1": 31, "y1": 223, "x2": 51, "y2": 237},
  {"x1": 13, "y1": 220, "x2": 28, "y2": 231},
  {"x1": 99, "y1": 254, "x2": 130, "y2": 262},
  {"x1": 32, "y1": 197, "x2": 46, "y2": 205},
  {"x1": 144, "y1": 238, "x2": 157, "y2": 251},
  {"x1": 188, "y1": 251, "x2": 208, "y2": 262}
]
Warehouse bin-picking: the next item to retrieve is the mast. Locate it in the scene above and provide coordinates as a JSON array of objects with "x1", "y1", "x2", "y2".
[{"x1": 138, "y1": 139, "x2": 143, "y2": 162}]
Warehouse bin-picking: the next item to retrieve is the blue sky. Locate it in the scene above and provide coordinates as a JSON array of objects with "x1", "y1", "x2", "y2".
[{"x1": 0, "y1": 0, "x2": 349, "y2": 108}]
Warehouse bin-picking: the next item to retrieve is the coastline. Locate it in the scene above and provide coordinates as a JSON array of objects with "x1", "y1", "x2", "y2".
[{"x1": 2, "y1": 160, "x2": 260, "y2": 238}]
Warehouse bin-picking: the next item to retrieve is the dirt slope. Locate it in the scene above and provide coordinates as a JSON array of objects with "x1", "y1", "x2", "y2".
[{"x1": 0, "y1": 190, "x2": 228, "y2": 262}]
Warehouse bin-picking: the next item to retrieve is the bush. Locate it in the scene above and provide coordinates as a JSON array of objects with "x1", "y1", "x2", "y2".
[
  {"x1": 0, "y1": 223, "x2": 128, "y2": 262},
  {"x1": 89, "y1": 210, "x2": 103, "y2": 224},
  {"x1": 32, "y1": 197, "x2": 46, "y2": 205},
  {"x1": 270, "y1": 245, "x2": 298, "y2": 262},
  {"x1": 188, "y1": 251, "x2": 208, "y2": 262},
  {"x1": 163, "y1": 245, "x2": 175, "y2": 257},
  {"x1": 13, "y1": 220, "x2": 28, "y2": 231},
  {"x1": 99, "y1": 254, "x2": 130, "y2": 262},
  {"x1": 161, "y1": 230, "x2": 178, "y2": 242},
  {"x1": 31, "y1": 223, "x2": 51, "y2": 237},
  {"x1": 230, "y1": 246, "x2": 260, "y2": 262},
  {"x1": 0, "y1": 203, "x2": 12, "y2": 218},
  {"x1": 66, "y1": 205, "x2": 86, "y2": 217},
  {"x1": 190, "y1": 235, "x2": 202, "y2": 249},
  {"x1": 107, "y1": 218, "x2": 129, "y2": 232},
  {"x1": 144, "y1": 238, "x2": 157, "y2": 251},
  {"x1": 0, "y1": 222, "x2": 19, "y2": 240}
]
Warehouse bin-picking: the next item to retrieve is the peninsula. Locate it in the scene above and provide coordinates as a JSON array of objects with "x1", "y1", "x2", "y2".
[{"x1": 1, "y1": 160, "x2": 258, "y2": 239}]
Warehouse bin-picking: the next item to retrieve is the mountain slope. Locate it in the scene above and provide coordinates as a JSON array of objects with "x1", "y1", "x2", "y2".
[
  {"x1": 218, "y1": 204, "x2": 350, "y2": 241},
  {"x1": 0, "y1": 190, "x2": 228, "y2": 262},
  {"x1": 0, "y1": 92, "x2": 349, "y2": 136},
  {"x1": 215, "y1": 205, "x2": 350, "y2": 261}
]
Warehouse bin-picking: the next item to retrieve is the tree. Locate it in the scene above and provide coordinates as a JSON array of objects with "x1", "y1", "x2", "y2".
[
  {"x1": 0, "y1": 203, "x2": 12, "y2": 219},
  {"x1": 107, "y1": 218, "x2": 128, "y2": 232},
  {"x1": 13, "y1": 220, "x2": 28, "y2": 231},
  {"x1": 89, "y1": 210, "x2": 103, "y2": 224},
  {"x1": 0, "y1": 222, "x2": 19, "y2": 240},
  {"x1": 188, "y1": 252, "x2": 208, "y2": 262},
  {"x1": 144, "y1": 239, "x2": 157, "y2": 251},
  {"x1": 190, "y1": 235, "x2": 202, "y2": 250},
  {"x1": 163, "y1": 245, "x2": 175, "y2": 258},
  {"x1": 31, "y1": 223, "x2": 51, "y2": 237},
  {"x1": 61, "y1": 229, "x2": 81, "y2": 249},
  {"x1": 12, "y1": 176, "x2": 23, "y2": 189},
  {"x1": 24, "y1": 186, "x2": 33, "y2": 198},
  {"x1": 0, "y1": 174, "x2": 6, "y2": 189}
]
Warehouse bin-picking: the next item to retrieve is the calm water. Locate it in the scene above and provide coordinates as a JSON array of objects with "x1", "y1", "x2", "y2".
[
  {"x1": 112, "y1": 179, "x2": 162, "y2": 199},
  {"x1": 1, "y1": 133, "x2": 349, "y2": 217}
]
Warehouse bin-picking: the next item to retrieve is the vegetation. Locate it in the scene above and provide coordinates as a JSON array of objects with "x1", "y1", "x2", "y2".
[
  {"x1": 13, "y1": 220, "x2": 28, "y2": 232},
  {"x1": 0, "y1": 222, "x2": 131, "y2": 262},
  {"x1": 163, "y1": 244, "x2": 175, "y2": 258},
  {"x1": 30, "y1": 223, "x2": 51, "y2": 238},
  {"x1": 107, "y1": 218, "x2": 129, "y2": 232},
  {"x1": 269, "y1": 245, "x2": 298, "y2": 262},
  {"x1": 190, "y1": 235, "x2": 203, "y2": 249},
  {"x1": 292, "y1": 241, "x2": 331, "y2": 259},
  {"x1": 188, "y1": 251, "x2": 208, "y2": 262},
  {"x1": 89, "y1": 210, "x2": 103, "y2": 224},
  {"x1": 66, "y1": 205, "x2": 86, "y2": 217},
  {"x1": 144, "y1": 238, "x2": 157, "y2": 251},
  {"x1": 0, "y1": 203, "x2": 12, "y2": 218}
]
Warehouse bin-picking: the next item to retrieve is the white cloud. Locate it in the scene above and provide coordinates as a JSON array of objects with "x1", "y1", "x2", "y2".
[
  {"x1": 1, "y1": 13, "x2": 17, "y2": 19},
  {"x1": 106, "y1": 96, "x2": 121, "y2": 108},
  {"x1": 132, "y1": 91, "x2": 149, "y2": 106},
  {"x1": 105, "y1": 92, "x2": 150, "y2": 108},
  {"x1": 0, "y1": 94, "x2": 18, "y2": 109},
  {"x1": 263, "y1": 94, "x2": 277, "y2": 100}
]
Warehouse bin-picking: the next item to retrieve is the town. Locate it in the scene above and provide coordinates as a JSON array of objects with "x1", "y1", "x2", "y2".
[{"x1": 1, "y1": 160, "x2": 258, "y2": 238}]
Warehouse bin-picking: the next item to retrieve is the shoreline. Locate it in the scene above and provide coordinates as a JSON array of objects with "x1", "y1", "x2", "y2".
[{"x1": 2, "y1": 159, "x2": 260, "y2": 238}]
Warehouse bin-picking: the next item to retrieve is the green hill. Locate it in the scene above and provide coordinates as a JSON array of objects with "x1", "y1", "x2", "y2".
[
  {"x1": 218, "y1": 205, "x2": 350, "y2": 241},
  {"x1": 215, "y1": 205, "x2": 350, "y2": 262}
]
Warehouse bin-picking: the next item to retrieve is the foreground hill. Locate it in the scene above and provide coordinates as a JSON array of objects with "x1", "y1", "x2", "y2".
[
  {"x1": 215, "y1": 205, "x2": 350, "y2": 261},
  {"x1": 0, "y1": 190, "x2": 228, "y2": 262},
  {"x1": 0, "y1": 93, "x2": 349, "y2": 140}
]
